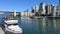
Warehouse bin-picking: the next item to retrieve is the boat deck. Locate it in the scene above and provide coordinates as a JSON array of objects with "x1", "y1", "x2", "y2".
[{"x1": 0, "y1": 27, "x2": 5, "y2": 34}]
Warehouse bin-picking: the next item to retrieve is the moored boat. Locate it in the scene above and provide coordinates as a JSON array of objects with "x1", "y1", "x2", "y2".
[{"x1": 3, "y1": 18, "x2": 22, "y2": 34}]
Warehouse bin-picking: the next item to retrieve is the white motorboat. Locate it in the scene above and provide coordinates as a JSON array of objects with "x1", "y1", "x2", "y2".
[
  {"x1": 5, "y1": 24, "x2": 22, "y2": 34},
  {"x1": 3, "y1": 19, "x2": 22, "y2": 34}
]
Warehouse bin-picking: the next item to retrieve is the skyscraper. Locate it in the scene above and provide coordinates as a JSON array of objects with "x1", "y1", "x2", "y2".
[
  {"x1": 46, "y1": 5, "x2": 52, "y2": 15},
  {"x1": 51, "y1": 4, "x2": 57, "y2": 16},
  {"x1": 52, "y1": 6, "x2": 56, "y2": 17},
  {"x1": 31, "y1": 6, "x2": 35, "y2": 13},
  {"x1": 35, "y1": 5, "x2": 39, "y2": 12},
  {"x1": 56, "y1": 6, "x2": 60, "y2": 16},
  {"x1": 59, "y1": 0, "x2": 60, "y2": 5},
  {"x1": 39, "y1": 3, "x2": 46, "y2": 15}
]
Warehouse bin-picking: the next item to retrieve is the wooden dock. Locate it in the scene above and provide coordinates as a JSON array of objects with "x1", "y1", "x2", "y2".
[{"x1": 0, "y1": 27, "x2": 5, "y2": 34}]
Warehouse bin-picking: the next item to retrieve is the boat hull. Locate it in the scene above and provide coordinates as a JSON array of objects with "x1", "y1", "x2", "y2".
[{"x1": 5, "y1": 31, "x2": 22, "y2": 34}]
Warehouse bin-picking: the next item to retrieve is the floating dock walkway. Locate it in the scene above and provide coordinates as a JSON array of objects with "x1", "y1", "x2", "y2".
[{"x1": 0, "y1": 27, "x2": 5, "y2": 34}]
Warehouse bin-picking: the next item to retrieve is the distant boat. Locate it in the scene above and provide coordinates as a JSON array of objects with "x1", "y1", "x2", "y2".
[{"x1": 3, "y1": 18, "x2": 22, "y2": 34}]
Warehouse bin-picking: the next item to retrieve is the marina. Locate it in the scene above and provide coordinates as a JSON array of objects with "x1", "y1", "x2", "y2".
[
  {"x1": 0, "y1": 12, "x2": 60, "y2": 34},
  {"x1": 0, "y1": 16, "x2": 60, "y2": 34}
]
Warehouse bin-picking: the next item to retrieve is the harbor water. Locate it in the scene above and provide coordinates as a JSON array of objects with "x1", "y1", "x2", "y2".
[
  {"x1": 18, "y1": 17, "x2": 60, "y2": 34},
  {"x1": 0, "y1": 12, "x2": 60, "y2": 34}
]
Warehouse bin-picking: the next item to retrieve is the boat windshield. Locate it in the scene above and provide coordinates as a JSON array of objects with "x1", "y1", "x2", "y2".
[{"x1": 7, "y1": 23, "x2": 18, "y2": 26}]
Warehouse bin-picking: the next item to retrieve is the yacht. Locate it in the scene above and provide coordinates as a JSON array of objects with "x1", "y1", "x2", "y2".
[{"x1": 3, "y1": 18, "x2": 22, "y2": 34}]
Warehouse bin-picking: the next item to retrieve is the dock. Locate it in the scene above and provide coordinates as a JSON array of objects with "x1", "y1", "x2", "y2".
[
  {"x1": 47, "y1": 16, "x2": 60, "y2": 19},
  {"x1": 30, "y1": 16, "x2": 43, "y2": 19},
  {"x1": 0, "y1": 27, "x2": 5, "y2": 34}
]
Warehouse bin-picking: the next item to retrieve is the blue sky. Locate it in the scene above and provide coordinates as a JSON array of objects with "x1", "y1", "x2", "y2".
[{"x1": 0, "y1": 0, "x2": 59, "y2": 12}]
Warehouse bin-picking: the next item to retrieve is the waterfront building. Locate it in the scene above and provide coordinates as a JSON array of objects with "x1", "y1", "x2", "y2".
[
  {"x1": 51, "y1": 4, "x2": 55, "y2": 16},
  {"x1": 45, "y1": 6, "x2": 47, "y2": 15},
  {"x1": 21, "y1": 11, "x2": 35, "y2": 17},
  {"x1": 31, "y1": 6, "x2": 35, "y2": 13},
  {"x1": 56, "y1": 6, "x2": 60, "y2": 16},
  {"x1": 21, "y1": 9, "x2": 35, "y2": 17},
  {"x1": 49, "y1": 4, "x2": 54, "y2": 16},
  {"x1": 39, "y1": 3, "x2": 46, "y2": 15},
  {"x1": 35, "y1": 5, "x2": 39, "y2": 12},
  {"x1": 55, "y1": 0, "x2": 60, "y2": 16},
  {"x1": 13, "y1": 10, "x2": 16, "y2": 17},
  {"x1": 21, "y1": 12, "x2": 24, "y2": 17},
  {"x1": 53, "y1": 6, "x2": 57, "y2": 17},
  {"x1": 35, "y1": 5, "x2": 40, "y2": 16},
  {"x1": 46, "y1": 5, "x2": 52, "y2": 15}
]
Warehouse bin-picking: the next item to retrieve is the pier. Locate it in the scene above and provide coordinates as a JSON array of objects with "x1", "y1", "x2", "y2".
[
  {"x1": 0, "y1": 27, "x2": 5, "y2": 34},
  {"x1": 47, "y1": 16, "x2": 60, "y2": 19}
]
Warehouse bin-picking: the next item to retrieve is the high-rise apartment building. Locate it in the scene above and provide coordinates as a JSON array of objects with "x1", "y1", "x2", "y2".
[
  {"x1": 50, "y1": 4, "x2": 57, "y2": 17},
  {"x1": 59, "y1": 0, "x2": 60, "y2": 5},
  {"x1": 56, "y1": 6, "x2": 60, "y2": 16},
  {"x1": 39, "y1": 3, "x2": 46, "y2": 15},
  {"x1": 46, "y1": 5, "x2": 52, "y2": 15},
  {"x1": 35, "y1": 5, "x2": 39, "y2": 12},
  {"x1": 31, "y1": 6, "x2": 35, "y2": 13},
  {"x1": 53, "y1": 6, "x2": 57, "y2": 17}
]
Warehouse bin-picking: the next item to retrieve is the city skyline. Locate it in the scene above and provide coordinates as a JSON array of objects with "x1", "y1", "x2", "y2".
[{"x1": 0, "y1": 0, "x2": 59, "y2": 12}]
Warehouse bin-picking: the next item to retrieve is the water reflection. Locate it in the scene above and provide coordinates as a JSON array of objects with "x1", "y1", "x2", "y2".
[
  {"x1": 56, "y1": 19, "x2": 60, "y2": 34},
  {"x1": 18, "y1": 17, "x2": 60, "y2": 34},
  {"x1": 41, "y1": 17, "x2": 46, "y2": 34},
  {"x1": 53, "y1": 19, "x2": 57, "y2": 34}
]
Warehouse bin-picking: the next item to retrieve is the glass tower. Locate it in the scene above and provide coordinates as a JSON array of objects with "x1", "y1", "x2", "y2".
[{"x1": 59, "y1": 0, "x2": 60, "y2": 5}]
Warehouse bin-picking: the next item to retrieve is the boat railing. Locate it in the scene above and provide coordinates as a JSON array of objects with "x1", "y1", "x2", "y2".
[{"x1": 5, "y1": 27, "x2": 21, "y2": 33}]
